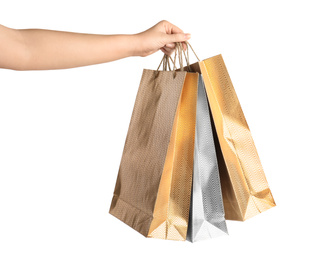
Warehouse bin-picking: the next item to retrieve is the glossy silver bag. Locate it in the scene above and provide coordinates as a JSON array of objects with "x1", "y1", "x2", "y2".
[{"x1": 187, "y1": 75, "x2": 228, "y2": 242}]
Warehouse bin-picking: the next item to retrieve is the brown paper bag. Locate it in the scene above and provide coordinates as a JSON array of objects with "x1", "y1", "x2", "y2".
[{"x1": 109, "y1": 56, "x2": 198, "y2": 240}]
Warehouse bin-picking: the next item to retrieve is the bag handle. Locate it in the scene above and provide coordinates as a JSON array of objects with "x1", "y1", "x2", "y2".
[
  {"x1": 156, "y1": 54, "x2": 177, "y2": 72},
  {"x1": 174, "y1": 41, "x2": 200, "y2": 72},
  {"x1": 155, "y1": 41, "x2": 200, "y2": 78}
]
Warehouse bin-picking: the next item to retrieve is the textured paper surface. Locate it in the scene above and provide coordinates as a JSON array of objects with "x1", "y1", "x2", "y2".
[
  {"x1": 199, "y1": 55, "x2": 276, "y2": 221},
  {"x1": 109, "y1": 69, "x2": 188, "y2": 236},
  {"x1": 148, "y1": 72, "x2": 198, "y2": 241},
  {"x1": 187, "y1": 75, "x2": 228, "y2": 242}
]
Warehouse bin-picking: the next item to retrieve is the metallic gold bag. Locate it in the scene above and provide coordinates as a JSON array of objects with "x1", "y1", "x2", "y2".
[
  {"x1": 109, "y1": 54, "x2": 198, "y2": 241},
  {"x1": 198, "y1": 54, "x2": 276, "y2": 221},
  {"x1": 176, "y1": 42, "x2": 275, "y2": 221}
]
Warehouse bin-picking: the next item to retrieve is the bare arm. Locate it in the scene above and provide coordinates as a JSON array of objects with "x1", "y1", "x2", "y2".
[{"x1": 0, "y1": 20, "x2": 190, "y2": 70}]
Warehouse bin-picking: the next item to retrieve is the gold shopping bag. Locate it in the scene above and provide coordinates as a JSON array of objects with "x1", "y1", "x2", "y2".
[
  {"x1": 179, "y1": 42, "x2": 276, "y2": 221},
  {"x1": 109, "y1": 54, "x2": 198, "y2": 240},
  {"x1": 199, "y1": 54, "x2": 276, "y2": 221}
]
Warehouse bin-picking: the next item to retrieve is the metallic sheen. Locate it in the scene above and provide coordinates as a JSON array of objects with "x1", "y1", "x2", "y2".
[
  {"x1": 110, "y1": 69, "x2": 198, "y2": 240},
  {"x1": 187, "y1": 75, "x2": 228, "y2": 242},
  {"x1": 199, "y1": 55, "x2": 276, "y2": 221},
  {"x1": 148, "y1": 72, "x2": 198, "y2": 241},
  {"x1": 109, "y1": 69, "x2": 188, "y2": 236}
]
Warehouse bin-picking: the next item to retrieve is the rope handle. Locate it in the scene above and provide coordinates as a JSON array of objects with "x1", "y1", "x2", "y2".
[
  {"x1": 156, "y1": 41, "x2": 200, "y2": 77},
  {"x1": 175, "y1": 41, "x2": 200, "y2": 71}
]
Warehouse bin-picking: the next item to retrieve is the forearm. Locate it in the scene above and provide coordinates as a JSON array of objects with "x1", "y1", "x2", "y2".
[
  {"x1": 17, "y1": 29, "x2": 139, "y2": 70},
  {"x1": 0, "y1": 21, "x2": 188, "y2": 71}
]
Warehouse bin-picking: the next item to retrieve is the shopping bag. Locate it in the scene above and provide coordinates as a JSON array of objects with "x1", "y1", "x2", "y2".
[
  {"x1": 186, "y1": 74, "x2": 228, "y2": 242},
  {"x1": 177, "y1": 42, "x2": 275, "y2": 221},
  {"x1": 196, "y1": 52, "x2": 276, "y2": 221},
  {"x1": 109, "y1": 54, "x2": 198, "y2": 240}
]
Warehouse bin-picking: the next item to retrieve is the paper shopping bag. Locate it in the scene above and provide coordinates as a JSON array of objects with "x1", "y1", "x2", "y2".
[
  {"x1": 186, "y1": 74, "x2": 228, "y2": 242},
  {"x1": 177, "y1": 42, "x2": 275, "y2": 221},
  {"x1": 109, "y1": 57, "x2": 198, "y2": 240},
  {"x1": 198, "y1": 54, "x2": 276, "y2": 221}
]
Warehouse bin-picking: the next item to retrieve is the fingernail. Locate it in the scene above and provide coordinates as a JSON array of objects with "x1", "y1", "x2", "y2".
[{"x1": 185, "y1": 33, "x2": 191, "y2": 39}]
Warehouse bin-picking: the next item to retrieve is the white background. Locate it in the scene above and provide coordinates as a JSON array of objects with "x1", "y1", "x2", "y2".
[{"x1": 0, "y1": 1, "x2": 320, "y2": 259}]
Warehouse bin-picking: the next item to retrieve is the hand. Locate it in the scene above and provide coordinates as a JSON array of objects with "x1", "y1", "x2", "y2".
[{"x1": 132, "y1": 20, "x2": 191, "y2": 57}]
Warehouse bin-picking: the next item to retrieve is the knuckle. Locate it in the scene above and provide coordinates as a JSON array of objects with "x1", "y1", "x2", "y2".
[{"x1": 160, "y1": 20, "x2": 168, "y2": 25}]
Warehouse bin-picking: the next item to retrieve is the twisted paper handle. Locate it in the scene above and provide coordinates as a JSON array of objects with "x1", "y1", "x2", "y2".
[
  {"x1": 174, "y1": 41, "x2": 200, "y2": 71},
  {"x1": 156, "y1": 41, "x2": 200, "y2": 77}
]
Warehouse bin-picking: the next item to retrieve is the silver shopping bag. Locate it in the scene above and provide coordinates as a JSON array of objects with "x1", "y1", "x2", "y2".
[{"x1": 187, "y1": 74, "x2": 228, "y2": 242}]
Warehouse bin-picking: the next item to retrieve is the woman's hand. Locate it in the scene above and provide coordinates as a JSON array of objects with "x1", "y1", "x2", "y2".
[{"x1": 132, "y1": 20, "x2": 191, "y2": 57}]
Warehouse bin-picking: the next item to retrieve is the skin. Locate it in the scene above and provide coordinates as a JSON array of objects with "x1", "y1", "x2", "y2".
[{"x1": 0, "y1": 20, "x2": 191, "y2": 70}]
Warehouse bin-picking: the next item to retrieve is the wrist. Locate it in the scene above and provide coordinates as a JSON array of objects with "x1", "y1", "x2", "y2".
[{"x1": 130, "y1": 33, "x2": 143, "y2": 57}]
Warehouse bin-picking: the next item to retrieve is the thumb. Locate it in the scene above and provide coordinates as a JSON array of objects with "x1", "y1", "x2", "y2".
[{"x1": 165, "y1": 33, "x2": 191, "y2": 44}]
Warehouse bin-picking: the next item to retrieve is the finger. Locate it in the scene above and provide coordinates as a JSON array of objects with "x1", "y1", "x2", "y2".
[
  {"x1": 166, "y1": 33, "x2": 191, "y2": 44},
  {"x1": 161, "y1": 47, "x2": 174, "y2": 56},
  {"x1": 165, "y1": 43, "x2": 175, "y2": 48},
  {"x1": 167, "y1": 41, "x2": 186, "y2": 51},
  {"x1": 162, "y1": 20, "x2": 184, "y2": 34},
  {"x1": 160, "y1": 47, "x2": 166, "y2": 54},
  {"x1": 182, "y1": 42, "x2": 187, "y2": 51},
  {"x1": 163, "y1": 45, "x2": 175, "y2": 53},
  {"x1": 162, "y1": 46, "x2": 175, "y2": 56}
]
